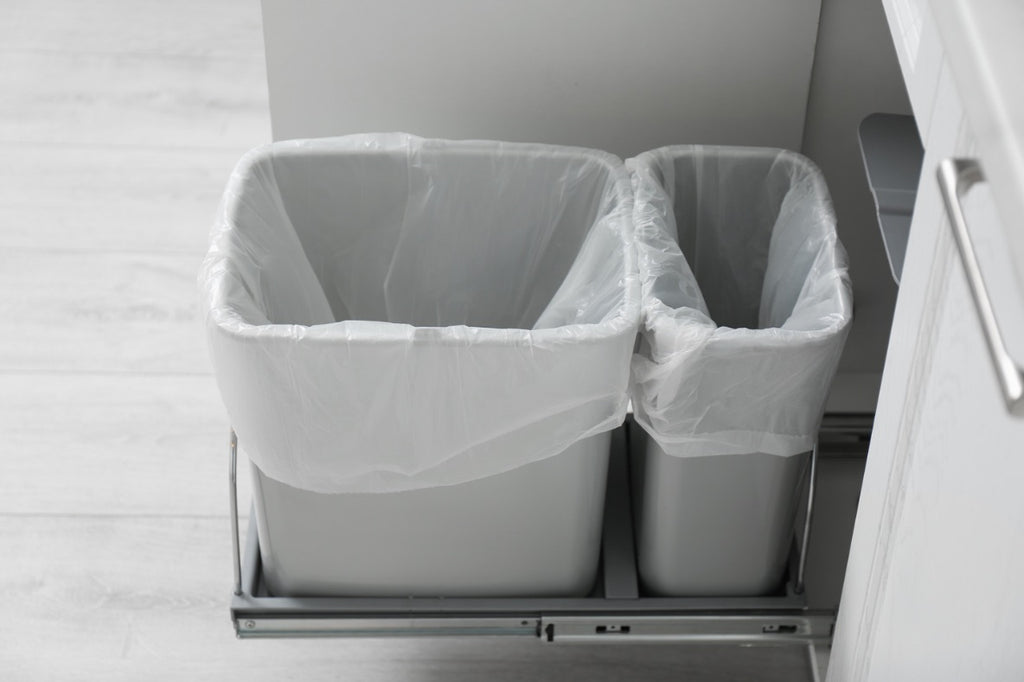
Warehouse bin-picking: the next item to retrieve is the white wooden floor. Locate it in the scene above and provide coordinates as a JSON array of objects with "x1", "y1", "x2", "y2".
[{"x1": 0, "y1": 2, "x2": 817, "y2": 678}]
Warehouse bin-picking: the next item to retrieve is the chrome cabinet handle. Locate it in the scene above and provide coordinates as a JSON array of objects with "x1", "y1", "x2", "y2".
[{"x1": 937, "y1": 158, "x2": 1024, "y2": 417}]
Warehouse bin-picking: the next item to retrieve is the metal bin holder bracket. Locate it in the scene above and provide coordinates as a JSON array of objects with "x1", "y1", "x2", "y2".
[{"x1": 228, "y1": 416, "x2": 870, "y2": 645}]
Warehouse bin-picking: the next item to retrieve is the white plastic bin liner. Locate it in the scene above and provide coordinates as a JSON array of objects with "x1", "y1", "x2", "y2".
[
  {"x1": 201, "y1": 134, "x2": 639, "y2": 493},
  {"x1": 630, "y1": 146, "x2": 852, "y2": 458}
]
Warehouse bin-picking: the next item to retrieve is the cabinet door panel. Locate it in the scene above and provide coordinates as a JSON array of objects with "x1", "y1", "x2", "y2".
[
  {"x1": 831, "y1": 58, "x2": 1024, "y2": 681},
  {"x1": 866, "y1": 208, "x2": 1024, "y2": 678}
]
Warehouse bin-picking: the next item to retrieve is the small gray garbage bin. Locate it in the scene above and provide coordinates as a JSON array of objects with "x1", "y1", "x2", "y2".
[{"x1": 629, "y1": 146, "x2": 852, "y2": 596}]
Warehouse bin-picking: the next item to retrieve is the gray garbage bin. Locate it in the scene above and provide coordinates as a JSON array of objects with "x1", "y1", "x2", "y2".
[
  {"x1": 629, "y1": 146, "x2": 852, "y2": 596},
  {"x1": 201, "y1": 134, "x2": 639, "y2": 597}
]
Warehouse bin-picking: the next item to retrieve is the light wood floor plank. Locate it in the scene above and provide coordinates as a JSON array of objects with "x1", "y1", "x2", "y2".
[
  {"x1": 2, "y1": 0, "x2": 265, "y2": 58},
  {"x1": 0, "y1": 250, "x2": 209, "y2": 373},
  {"x1": 0, "y1": 516, "x2": 813, "y2": 681},
  {"x1": 0, "y1": 50, "x2": 268, "y2": 148},
  {"x1": 0, "y1": 373, "x2": 252, "y2": 517},
  {"x1": 0, "y1": 143, "x2": 242, "y2": 254}
]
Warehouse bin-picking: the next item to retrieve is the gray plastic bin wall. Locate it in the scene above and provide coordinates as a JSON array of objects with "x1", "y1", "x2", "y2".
[
  {"x1": 253, "y1": 433, "x2": 610, "y2": 597},
  {"x1": 629, "y1": 425, "x2": 809, "y2": 596},
  {"x1": 629, "y1": 146, "x2": 852, "y2": 597}
]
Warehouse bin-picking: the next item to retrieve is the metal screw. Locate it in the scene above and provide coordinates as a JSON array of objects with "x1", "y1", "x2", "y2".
[{"x1": 245, "y1": 620, "x2": 256, "y2": 629}]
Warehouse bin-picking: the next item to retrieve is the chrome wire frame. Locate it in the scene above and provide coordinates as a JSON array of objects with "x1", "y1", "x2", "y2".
[
  {"x1": 227, "y1": 429, "x2": 830, "y2": 640},
  {"x1": 795, "y1": 440, "x2": 819, "y2": 595},
  {"x1": 229, "y1": 429, "x2": 242, "y2": 596}
]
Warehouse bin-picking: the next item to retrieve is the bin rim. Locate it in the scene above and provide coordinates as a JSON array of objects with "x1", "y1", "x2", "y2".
[
  {"x1": 630, "y1": 143, "x2": 852, "y2": 341},
  {"x1": 202, "y1": 133, "x2": 641, "y2": 348}
]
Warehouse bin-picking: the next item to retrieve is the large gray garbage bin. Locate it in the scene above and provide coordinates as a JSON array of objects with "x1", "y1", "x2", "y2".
[
  {"x1": 201, "y1": 134, "x2": 639, "y2": 597},
  {"x1": 629, "y1": 146, "x2": 852, "y2": 596}
]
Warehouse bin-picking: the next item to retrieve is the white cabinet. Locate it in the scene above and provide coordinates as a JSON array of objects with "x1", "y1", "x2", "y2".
[{"x1": 829, "y1": 4, "x2": 1024, "y2": 678}]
